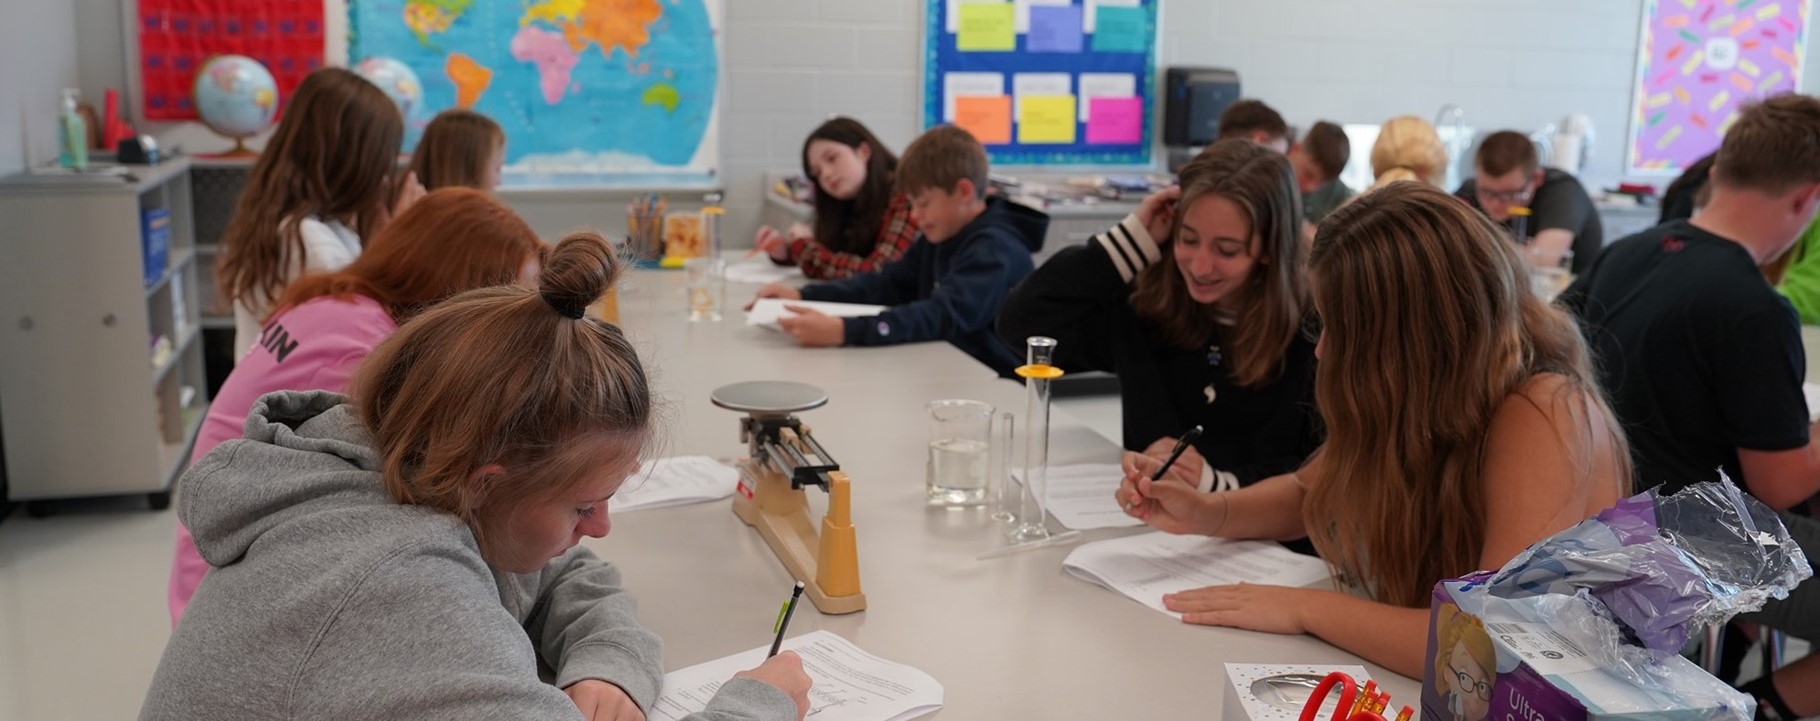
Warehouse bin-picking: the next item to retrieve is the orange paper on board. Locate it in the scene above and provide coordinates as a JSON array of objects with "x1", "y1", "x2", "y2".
[{"x1": 954, "y1": 95, "x2": 1012, "y2": 144}]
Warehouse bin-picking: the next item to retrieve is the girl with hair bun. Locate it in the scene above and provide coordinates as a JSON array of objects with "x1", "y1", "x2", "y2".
[{"x1": 142, "y1": 233, "x2": 812, "y2": 721}]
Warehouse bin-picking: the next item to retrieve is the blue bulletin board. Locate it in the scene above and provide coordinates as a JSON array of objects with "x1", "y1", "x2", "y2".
[{"x1": 922, "y1": 0, "x2": 1157, "y2": 165}]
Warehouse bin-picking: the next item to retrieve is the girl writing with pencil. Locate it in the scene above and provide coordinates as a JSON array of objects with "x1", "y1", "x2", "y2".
[
  {"x1": 142, "y1": 233, "x2": 811, "y2": 721},
  {"x1": 999, "y1": 139, "x2": 1320, "y2": 493},
  {"x1": 752, "y1": 117, "x2": 919, "y2": 279},
  {"x1": 1116, "y1": 182, "x2": 1629, "y2": 678},
  {"x1": 215, "y1": 67, "x2": 425, "y2": 359}
]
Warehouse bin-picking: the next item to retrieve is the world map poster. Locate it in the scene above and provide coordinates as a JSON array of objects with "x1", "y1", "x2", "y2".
[
  {"x1": 1627, "y1": 0, "x2": 1809, "y2": 175},
  {"x1": 350, "y1": 0, "x2": 721, "y2": 182}
]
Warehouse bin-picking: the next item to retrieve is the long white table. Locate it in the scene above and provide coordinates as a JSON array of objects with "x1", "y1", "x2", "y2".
[{"x1": 581, "y1": 269, "x2": 1418, "y2": 719}]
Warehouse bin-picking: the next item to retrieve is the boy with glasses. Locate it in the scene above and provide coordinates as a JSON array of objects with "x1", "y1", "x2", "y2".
[{"x1": 1456, "y1": 130, "x2": 1602, "y2": 274}]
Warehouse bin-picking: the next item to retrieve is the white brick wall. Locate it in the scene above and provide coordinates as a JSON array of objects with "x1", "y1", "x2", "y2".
[
  {"x1": 1161, "y1": 0, "x2": 1648, "y2": 187},
  {"x1": 62, "y1": 0, "x2": 1820, "y2": 243}
]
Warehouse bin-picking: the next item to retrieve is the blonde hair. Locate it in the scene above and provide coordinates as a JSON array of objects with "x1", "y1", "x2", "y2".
[
  {"x1": 351, "y1": 232, "x2": 650, "y2": 546},
  {"x1": 1369, "y1": 115, "x2": 1449, "y2": 190},
  {"x1": 1433, "y1": 604, "x2": 1497, "y2": 690},
  {"x1": 1304, "y1": 183, "x2": 1629, "y2": 607},
  {"x1": 1130, "y1": 139, "x2": 1309, "y2": 387}
]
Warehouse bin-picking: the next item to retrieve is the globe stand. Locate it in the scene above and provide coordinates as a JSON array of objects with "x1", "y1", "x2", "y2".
[{"x1": 211, "y1": 137, "x2": 258, "y2": 158}]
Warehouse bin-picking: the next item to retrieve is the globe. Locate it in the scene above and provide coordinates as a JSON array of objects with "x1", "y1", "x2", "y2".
[
  {"x1": 192, "y1": 55, "x2": 278, "y2": 155},
  {"x1": 353, "y1": 56, "x2": 424, "y2": 122}
]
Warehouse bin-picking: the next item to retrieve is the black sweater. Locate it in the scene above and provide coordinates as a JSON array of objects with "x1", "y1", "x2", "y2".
[
  {"x1": 998, "y1": 215, "x2": 1322, "y2": 485},
  {"x1": 802, "y1": 196, "x2": 1049, "y2": 377}
]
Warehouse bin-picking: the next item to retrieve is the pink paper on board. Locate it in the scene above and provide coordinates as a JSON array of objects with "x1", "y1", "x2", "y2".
[{"x1": 1086, "y1": 97, "x2": 1143, "y2": 144}]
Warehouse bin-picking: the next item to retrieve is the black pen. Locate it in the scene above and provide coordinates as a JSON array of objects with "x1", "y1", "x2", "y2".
[
  {"x1": 768, "y1": 581, "x2": 805, "y2": 658},
  {"x1": 1125, "y1": 425, "x2": 1204, "y2": 510}
]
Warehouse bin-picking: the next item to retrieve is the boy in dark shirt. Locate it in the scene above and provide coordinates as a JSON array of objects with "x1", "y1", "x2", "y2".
[
  {"x1": 1559, "y1": 94, "x2": 1820, "y2": 719},
  {"x1": 752, "y1": 125, "x2": 1047, "y2": 377},
  {"x1": 1215, "y1": 99, "x2": 1292, "y2": 153},
  {"x1": 1290, "y1": 120, "x2": 1354, "y2": 225},
  {"x1": 1457, "y1": 130, "x2": 1603, "y2": 274}
]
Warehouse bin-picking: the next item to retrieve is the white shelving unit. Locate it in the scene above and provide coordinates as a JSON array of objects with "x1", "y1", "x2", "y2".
[{"x1": 0, "y1": 157, "x2": 209, "y2": 512}]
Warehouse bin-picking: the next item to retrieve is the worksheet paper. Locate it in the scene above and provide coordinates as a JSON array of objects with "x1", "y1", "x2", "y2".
[
  {"x1": 610, "y1": 456, "x2": 738, "y2": 512},
  {"x1": 1012, "y1": 463, "x2": 1144, "y2": 530},
  {"x1": 1063, "y1": 532, "x2": 1332, "y2": 619},
  {"x1": 650, "y1": 630, "x2": 944, "y2": 721},
  {"x1": 1804, "y1": 383, "x2": 1820, "y2": 421},
  {"x1": 745, "y1": 298, "x2": 887, "y2": 332},
  {"x1": 723, "y1": 259, "x2": 803, "y2": 285}
]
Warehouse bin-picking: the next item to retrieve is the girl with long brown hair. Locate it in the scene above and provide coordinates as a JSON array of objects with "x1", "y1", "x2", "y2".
[
  {"x1": 1116, "y1": 182, "x2": 1629, "y2": 677},
  {"x1": 409, "y1": 108, "x2": 505, "y2": 191},
  {"x1": 215, "y1": 67, "x2": 424, "y2": 359},
  {"x1": 168, "y1": 188, "x2": 543, "y2": 623},
  {"x1": 144, "y1": 233, "x2": 812, "y2": 721},
  {"x1": 752, "y1": 117, "x2": 920, "y2": 279},
  {"x1": 1001, "y1": 139, "x2": 1319, "y2": 491}
]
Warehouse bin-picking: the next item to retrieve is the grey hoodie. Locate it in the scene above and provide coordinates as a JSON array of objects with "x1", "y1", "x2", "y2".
[{"x1": 140, "y1": 390, "x2": 796, "y2": 721}]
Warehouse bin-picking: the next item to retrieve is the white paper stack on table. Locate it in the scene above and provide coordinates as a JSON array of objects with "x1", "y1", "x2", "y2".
[
  {"x1": 746, "y1": 298, "x2": 887, "y2": 332},
  {"x1": 651, "y1": 630, "x2": 943, "y2": 721},
  {"x1": 611, "y1": 456, "x2": 739, "y2": 512},
  {"x1": 1012, "y1": 463, "x2": 1144, "y2": 530},
  {"x1": 1063, "y1": 532, "x2": 1332, "y2": 619},
  {"x1": 724, "y1": 258, "x2": 804, "y2": 285}
]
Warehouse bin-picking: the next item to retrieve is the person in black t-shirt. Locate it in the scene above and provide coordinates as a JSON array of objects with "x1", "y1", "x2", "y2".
[
  {"x1": 1559, "y1": 93, "x2": 1820, "y2": 720},
  {"x1": 1457, "y1": 130, "x2": 1603, "y2": 274},
  {"x1": 999, "y1": 139, "x2": 1319, "y2": 494}
]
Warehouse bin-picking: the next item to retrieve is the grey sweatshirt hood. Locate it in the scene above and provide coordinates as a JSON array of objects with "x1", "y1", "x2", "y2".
[
  {"x1": 144, "y1": 390, "x2": 797, "y2": 721},
  {"x1": 182, "y1": 390, "x2": 395, "y2": 568}
]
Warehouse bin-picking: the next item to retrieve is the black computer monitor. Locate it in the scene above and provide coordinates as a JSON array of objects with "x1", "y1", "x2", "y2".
[{"x1": 1163, "y1": 67, "x2": 1241, "y2": 147}]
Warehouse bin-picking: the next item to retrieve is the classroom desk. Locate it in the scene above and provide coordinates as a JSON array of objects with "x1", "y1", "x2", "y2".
[{"x1": 585, "y1": 269, "x2": 1418, "y2": 719}]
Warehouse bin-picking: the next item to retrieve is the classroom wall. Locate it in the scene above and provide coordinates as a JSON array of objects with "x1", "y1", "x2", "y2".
[
  {"x1": 63, "y1": 0, "x2": 1820, "y2": 245},
  {"x1": 2, "y1": 0, "x2": 81, "y2": 175},
  {"x1": 1159, "y1": 0, "x2": 1647, "y2": 189}
]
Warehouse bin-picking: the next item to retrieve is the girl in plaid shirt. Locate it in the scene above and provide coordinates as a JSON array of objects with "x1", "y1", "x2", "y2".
[{"x1": 755, "y1": 117, "x2": 919, "y2": 279}]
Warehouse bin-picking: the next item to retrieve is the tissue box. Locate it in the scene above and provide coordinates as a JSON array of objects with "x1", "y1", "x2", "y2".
[
  {"x1": 1223, "y1": 663, "x2": 1370, "y2": 721},
  {"x1": 1422, "y1": 576, "x2": 1748, "y2": 721}
]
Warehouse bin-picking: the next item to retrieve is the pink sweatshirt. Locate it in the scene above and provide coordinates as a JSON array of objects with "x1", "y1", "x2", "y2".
[{"x1": 169, "y1": 294, "x2": 397, "y2": 625}]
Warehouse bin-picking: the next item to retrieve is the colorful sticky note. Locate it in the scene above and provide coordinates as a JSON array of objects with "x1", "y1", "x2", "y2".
[
  {"x1": 1018, "y1": 95, "x2": 1077, "y2": 144},
  {"x1": 1027, "y1": 5, "x2": 1084, "y2": 53},
  {"x1": 1086, "y1": 97, "x2": 1143, "y2": 145},
  {"x1": 957, "y1": 3, "x2": 1016, "y2": 52},
  {"x1": 1091, "y1": 6, "x2": 1148, "y2": 53},
  {"x1": 954, "y1": 95, "x2": 1013, "y2": 144}
]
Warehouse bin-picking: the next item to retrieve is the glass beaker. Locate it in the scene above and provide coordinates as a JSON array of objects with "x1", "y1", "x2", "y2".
[
  {"x1": 926, "y1": 399, "x2": 994, "y2": 507},
  {"x1": 685, "y1": 256, "x2": 725, "y2": 322}
]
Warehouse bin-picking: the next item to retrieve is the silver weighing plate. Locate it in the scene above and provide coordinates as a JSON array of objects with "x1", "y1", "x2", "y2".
[{"x1": 709, "y1": 381, "x2": 829, "y2": 416}]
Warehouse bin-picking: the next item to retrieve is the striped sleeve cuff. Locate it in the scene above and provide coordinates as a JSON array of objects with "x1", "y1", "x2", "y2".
[{"x1": 1092, "y1": 214, "x2": 1163, "y2": 283}]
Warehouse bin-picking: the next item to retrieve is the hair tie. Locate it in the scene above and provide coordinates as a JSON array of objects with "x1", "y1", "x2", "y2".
[{"x1": 541, "y1": 291, "x2": 586, "y2": 320}]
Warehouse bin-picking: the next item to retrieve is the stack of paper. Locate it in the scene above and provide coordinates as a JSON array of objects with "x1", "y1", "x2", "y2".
[
  {"x1": 1063, "y1": 532, "x2": 1332, "y2": 619},
  {"x1": 651, "y1": 630, "x2": 943, "y2": 721},
  {"x1": 1011, "y1": 463, "x2": 1144, "y2": 530},
  {"x1": 611, "y1": 456, "x2": 738, "y2": 512},
  {"x1": 724, "y1": 259, "x2": 804, "y2": 285},
  {"x1": 746, "y1": 298, "x2": 887, "y2": 332}
]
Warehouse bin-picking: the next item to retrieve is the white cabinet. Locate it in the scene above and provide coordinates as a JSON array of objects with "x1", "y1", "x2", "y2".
[{"x1": 0, "y1": 158, "x2": 208, "y2": 511}]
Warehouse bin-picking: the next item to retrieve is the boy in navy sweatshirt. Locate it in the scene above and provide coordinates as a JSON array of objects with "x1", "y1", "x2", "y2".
[{"x1": 753, "y1": 125, "x2": 1048, "y2": 376}]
